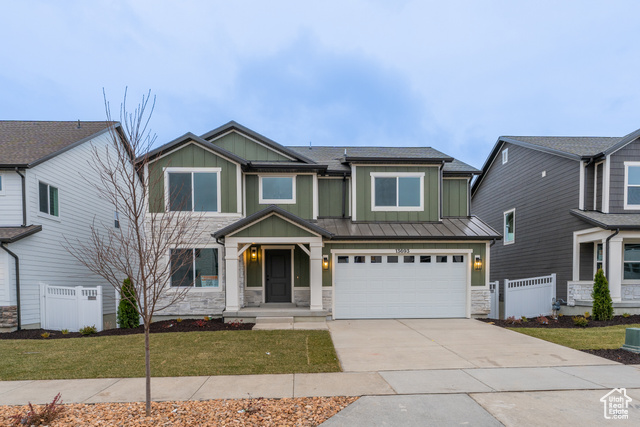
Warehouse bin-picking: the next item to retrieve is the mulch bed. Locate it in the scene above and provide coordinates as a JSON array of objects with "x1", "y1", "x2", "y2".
[
  {"x1": 0, "y1": 397, "x2": 358, "y2": 426},
  {"x1": 0, "y1": 318, "x2": 254, "y2": 340},
  {"x1": 478, "y1": 315, "x2": 640, "y2": 365}
]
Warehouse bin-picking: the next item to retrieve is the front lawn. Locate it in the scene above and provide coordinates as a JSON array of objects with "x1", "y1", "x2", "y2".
[
  {"x1": 509, "y1": 324, "x2": 640, "y2": 350},
  {"x1": 0, "y1": 330, "x2": 340, "y2": 381}
]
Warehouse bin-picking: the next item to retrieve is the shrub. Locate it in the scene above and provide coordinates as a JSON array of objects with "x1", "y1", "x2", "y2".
[
  {"x1": 60, "y1": 329, "x2": 69, "y2": 335},
  {"x1": 535, "y1": 315, "x2": 549, "y2": 325},
  {"x1": 10, "y1": 393, "x2": 64, "y2": 426},
  {"x1": 521, "y1": 316, "x2": 528, "y2": 323},
  {"x1": 176, "y1": 318, "x2": 183, "y2": 323},
  {"x1": 79, "y1": 325, "x2": 97, "y2": 335},
  {"x1": 117, "y1": 278, "x2": 140, "y2": 329},
  {"x1": 573, "y1": 316, "x2": 589, "y2": 327},
  {"x1": 623, "y1": 312, "x2": 631, "y2": 318},
  {"x1": 505, "y1": 316, "x2": 521, "y2": 325},
  {"x1": 41, "y1": 332, "x2": 50, "y2": 339},
  {"x1": 584, "y1": 311, "x2": 590, "y2": 319},
  {"x1": 591, "y1": 268, "x2": 613, "y2": 321},
  {"x1": 204, "y1": 316, "x2": 211, "y2": 321},
  {"x1": 194, "y1": 319, "x2": 207, "y2": 327}
]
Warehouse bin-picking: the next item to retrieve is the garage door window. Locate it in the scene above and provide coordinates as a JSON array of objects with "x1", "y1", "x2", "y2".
[
  {"x1": 420, "y1": 256, "x2": 431, "y2": 263},
  {"x1": 404, "y1": 256, "x2": 415, "y2": 263},
  {"x1": 371, "y1": 173, "x2": 424, "y2": 211},
  {"x1": 437, "y1": 256, "x2": 448, "y2": 263},
  {"x1": 371, "y1": 256, "x2": 382, "y2": 263},
  {"x1": 354, "y1": 256, "x2": 366, "y2": 263},
  {"x1": 453, "y1": 256, "x2": 464, "y2": 263},
  {"x1": 337, "y1": 256, "x2": 349, "y2": 264},
  {"x1": 387, "y1": 256, "x2": 398, "y2": 263}
]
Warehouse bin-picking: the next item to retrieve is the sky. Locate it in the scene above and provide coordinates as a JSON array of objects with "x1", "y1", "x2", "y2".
[{"x1": 1, "y1": 0, "x2": 640, "y2": 169}]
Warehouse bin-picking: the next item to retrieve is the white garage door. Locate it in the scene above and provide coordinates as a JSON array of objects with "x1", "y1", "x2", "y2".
[{"x1": 334, "y1": 253, "x2": 468, "y2": 319}]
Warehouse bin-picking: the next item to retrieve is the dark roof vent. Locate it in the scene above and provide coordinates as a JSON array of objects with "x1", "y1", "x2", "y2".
[{"x1": 77, "y1": 120, "x2": 81, "y2": 129}]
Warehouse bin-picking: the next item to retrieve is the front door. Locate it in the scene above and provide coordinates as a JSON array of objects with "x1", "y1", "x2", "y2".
[{"x1": 265, "y1": 249, "x2": 292, "y2": 303}]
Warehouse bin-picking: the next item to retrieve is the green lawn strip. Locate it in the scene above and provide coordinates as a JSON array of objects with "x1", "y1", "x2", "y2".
[
  {"x1": 509, "y1": 323, "x2": 640, "y2": 350},
  {"x1": 0, "y1": 330, "x2": 340, "y2": 381}
]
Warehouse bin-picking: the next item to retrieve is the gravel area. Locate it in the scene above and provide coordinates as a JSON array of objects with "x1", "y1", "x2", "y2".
[
  {"x1": 477, "y1": 314, "x2": 640, "y2": 329},
  {"x1": 0, "y1": 397, "x2": 357, "y2": 426}
]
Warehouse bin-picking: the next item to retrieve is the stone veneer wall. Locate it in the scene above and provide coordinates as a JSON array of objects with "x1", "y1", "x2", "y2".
[
  {"x1": 623, "y1": 284, "x2": 640, "y2": 301},
  {"x1": 471, "y1": 289, "x2": 490, "y2": 316},
  {"x1": 0, "y1": 306, "x2": 17, "y2": 328},
  {"x1": 569, "y1": 282, "x2": 640, "y2": 305}
]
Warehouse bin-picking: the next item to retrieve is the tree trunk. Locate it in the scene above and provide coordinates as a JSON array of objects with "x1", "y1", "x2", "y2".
[{"x1": 145, "y1": 323, "x2": 151, "y2": 416}]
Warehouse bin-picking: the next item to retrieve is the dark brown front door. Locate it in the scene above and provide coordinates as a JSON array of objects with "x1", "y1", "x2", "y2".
[{"x1": 265, "y1": 249, "x2": 292, "y2": 303}]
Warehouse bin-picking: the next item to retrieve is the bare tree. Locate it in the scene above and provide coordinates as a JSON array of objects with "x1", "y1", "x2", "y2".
[{"x1": 65, "y1": 89, "x2": 204, "y2": 416}]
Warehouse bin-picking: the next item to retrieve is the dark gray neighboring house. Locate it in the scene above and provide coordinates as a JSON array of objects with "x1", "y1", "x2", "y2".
[{"x1": 471, "y1": 129, "x2": 640, "y2": 314}]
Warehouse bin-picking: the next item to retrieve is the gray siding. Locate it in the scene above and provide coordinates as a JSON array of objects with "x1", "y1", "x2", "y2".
[
  {"x1": 595, "y1": 162, "x2": 603, "y2": 211},
  {"x1": 472, "y1": 142, "x2": 585, "y2": 301},
  {"x1": 584, "y1": 162, "x2": 595, "y2": 210},
  {"x1": 609, "y1": 139, "x2": 640, "y2": 213}
]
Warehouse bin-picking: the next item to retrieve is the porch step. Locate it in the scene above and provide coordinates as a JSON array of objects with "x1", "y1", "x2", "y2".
[
  {"x1": 256, "y1": 316, "x2": 294, "y2": 324},
  {"x1": 259, "y1": 303, "x2": 297, "y2": 309}
]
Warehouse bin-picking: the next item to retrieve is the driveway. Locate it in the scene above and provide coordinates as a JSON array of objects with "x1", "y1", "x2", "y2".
[{"x1": 327, "y1": 319, "x2": 617, "y2": 372}]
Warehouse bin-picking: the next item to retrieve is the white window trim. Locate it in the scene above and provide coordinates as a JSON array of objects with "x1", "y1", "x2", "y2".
[
  {"x1": 624, "y1": 162, "x2": 640, "y2": 210},
  {"x1": 258, "y1": 174, "x2": 297, "y2": 205},
  {"x1": 503, "y1": 208, "x2": 515, "y2": 245},
  {"x1": 502, "y1": 148, "x2": 508, "y2": 165},
  {"x1": 164, "y1": 167, "x2": 222, "y2": 214},
  {"x1": 594, "y1": 242, "x2": 604, "y2": 276},
  {"x1": 37, "y1": 179, "x2": 60, "y2": 220},
  {"x1": 168, "y1": 246, "x2": 222, "y2": 291},
  {"x1": 370, "y1": 172, "x2": 425, "y2": 212},
  {"x1": 0, "y1": 172, "x2": 4, "y2": 195}
]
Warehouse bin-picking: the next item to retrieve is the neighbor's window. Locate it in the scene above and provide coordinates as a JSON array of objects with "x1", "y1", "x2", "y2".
[
  {"x1": 38, "y1": 181, "x2": 59, "y2": 216},
  {"x1": 624, "y1": 163, "x2": 640, "y2": 209},
  {"x1": 596, "y1": 243, "x2": 603, "y2": 273},
  {"x1": 502, "y1": 148, "x2": 508, "y2": 164},
  {"x1": 624, "y1": 244, "x2": 640, "y2": 280},
  {"x1": 260, "y1": 176, "x2": 296, "y2": 204},
  {"x1": 504, "y1": 209, "x2": 515, "y2": 244},
  {"x1": 372, "y1": 173, "x2": 424, "y2": 211},
  {"x1": 170, "y1": 248, "x2": 219, "y2": 288},
  {"x1": 168, "y1": 169, "x2": 219, "y2": 212},
  {"x1": 0, "y1": 173, "x2": 4, "y2": 195}
]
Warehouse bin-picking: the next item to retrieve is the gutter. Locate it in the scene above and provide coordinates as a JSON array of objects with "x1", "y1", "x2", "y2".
[
  {"x1": 15, "y1": 168, "x2": 26, "y2": 226},
  {"x1": 605, "y1": 228, "x2": 620, "y2": 278},
  {"x1": 0, "y1": 243, "x2": 21, "y2": 331}
]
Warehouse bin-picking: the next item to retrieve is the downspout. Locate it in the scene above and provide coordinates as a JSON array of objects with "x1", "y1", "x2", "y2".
[
  {"x1": 341, "y1": 173, "x2": 347, "y2": 218},
  {"x1": 0, "y1": 243, "x2": 21, "y2": 331},
  {"x1": 15, "y1": 168, "x2": 26, "y2": 226},
  {"x1": 605, "y1": 228, "x2": 620, "y2": 279}
]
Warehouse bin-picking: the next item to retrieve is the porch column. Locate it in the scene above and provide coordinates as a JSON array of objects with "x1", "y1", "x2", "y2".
[
  {"x1": 310, "y1": 242, "x2": 323, "y2": 311},
  {"x1": 225, "y1": 242, "x2": 240, "y2": 311},
  {"x1": 608, "y1": 236, "x2": 623, "y2": 302}
]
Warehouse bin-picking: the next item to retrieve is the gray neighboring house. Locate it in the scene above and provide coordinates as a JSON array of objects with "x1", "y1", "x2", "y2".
[{"x1": 471, "y1": 128, "x2": 640, "y2": 314}]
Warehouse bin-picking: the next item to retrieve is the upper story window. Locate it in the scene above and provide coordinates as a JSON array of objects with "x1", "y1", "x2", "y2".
[
  {"x1": 624, "y1": 243, "x2": 640, "y2": 280},
  {"x1": 624, "y1": 162, "x2": 640, "y2": 209},
  {"x1": 371, "y1": 172, "x2": 424, "y2": 211},
  {"x1": 504, "y1": 208, "x2": 515, "y2": 245},
  {"x1": 502, "y1": 148, "x2": 508, "y2": 164},
  {"x1": 38, "y1": 181, "x2": 59, "y2": 217},
  {"x1": 166, "y1": 168, "x2": 220, "y2": 212},
  {"x1": 259, "y1": 175, "x2": 296, "y2": 204}
]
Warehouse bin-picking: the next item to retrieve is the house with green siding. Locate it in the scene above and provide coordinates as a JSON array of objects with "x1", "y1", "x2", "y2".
[{"x1": 143, "y1": 121, "x2": 500, "y2": 321}]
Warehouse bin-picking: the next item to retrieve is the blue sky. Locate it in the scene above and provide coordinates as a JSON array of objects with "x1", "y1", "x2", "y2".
[{"x1": 1, "y1": 1, "x2": 639, "y2": 168}]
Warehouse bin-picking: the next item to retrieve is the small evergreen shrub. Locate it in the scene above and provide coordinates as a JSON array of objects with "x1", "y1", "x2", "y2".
[
  {"x1": 591, "y1": 268, "x2": 613, "y2": 321},
  {"x1": 41, "y1": 332, "x2": 50, "y2": 339},
  {"x1": 79, "y1": 325, "x2": 97, "y2": 335},
  {"x1": 521, "y1": 316, "x2": 528, "y2": 323},
  {"x1": 623, "y1": 313, "x2": 631, "y2": 318},
  {"x1": 573, "y1": 316, "x2": 589, "y2": 327},
  {"x1": 61, "y1": 329, "x2": 69, "y2": 335},
  {"x1": 117, "y1": 278, "x2": 140, "y2": 329}
]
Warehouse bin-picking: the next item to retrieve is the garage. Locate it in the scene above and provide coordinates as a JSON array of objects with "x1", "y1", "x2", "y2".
[{"x1": 333, "y1": 252, "x2": 469, "y2": 319}]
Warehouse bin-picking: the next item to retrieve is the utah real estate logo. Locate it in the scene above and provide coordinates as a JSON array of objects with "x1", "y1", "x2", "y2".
[{"x1": 600, "y1": 388, "x2": 632, "y2": 420}]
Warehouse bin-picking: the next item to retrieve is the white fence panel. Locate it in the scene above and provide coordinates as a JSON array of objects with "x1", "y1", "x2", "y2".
[
  {"x1": 489, "y1": 281, "x2": 499, "y2": 319},
  {"x1": 40, "y1": 283, "x2": 103, "y2": 332},
  {"x1": 504, "y1": 274, "x2": 556, "y2": 319}
]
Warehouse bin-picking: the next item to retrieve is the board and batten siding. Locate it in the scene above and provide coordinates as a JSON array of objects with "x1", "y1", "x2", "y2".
[
  {"x1": 354, "y1": 165, "x2": 440, "y2": 222},
  {"x1": 322, "y1": 242, "x2": 486, "y2": 288},
  {"x1": 245, "y1": 174, "x2": 314, "y2": 219},
  {"x1": 471, "y1": 142, "x2": 585, "y2": 301},
  {"x1": 209, "y1": 131, "x2": 291, "y2": 162},
  {"x1": 147, "y1": 143, "x2": 239, "y2": 214},
  {"x1": 609, "y1": 140, "x2": 640, "y2": 213},
  {"x1": 4, "y1": 132, "x2": 127, "y2": 327},
  {"x1": 0, "y1": 171, "x2": 23, "y2": 226},
  {"x1": 318, "y1": 178, "x2": 350, "y2": 218},
  {"x1": 442, "y1": 178, "x2": 469, "y2": 217}
]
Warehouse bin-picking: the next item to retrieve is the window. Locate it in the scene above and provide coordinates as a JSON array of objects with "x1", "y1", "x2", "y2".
[
  {"x1": 170, "y1": 248, "x2": 219, "y2": 288},
  {"x1": 404, "y1": 256, "x2": 415, "y2": 263},
  {"x1": 504, "y1": 209, "x2": 515, "y2": 244},
  {"x1": 259, "y1": 175, "x2": 296, "y2": 204},
  {"x1": 167, "y1": 169, "x2": 220, "y2": 212},
  {"x1": 502, "y1": 148, "x2": 508, "y2": 164},
  {"x1": 337, "y1": 256, "x2": 349, "y2": 264},
  {"x1": 38, "y1": 181, "x2": 59, "y2": 216},
  {"x1": 371, "y1": 173, "x2": 424, "y2": 211},
  {"x1": 624, "y1": 163, "x2": 640, "y2": 209},
  {"x1": 596, "y1": 243, "x2": 603, "y2": 273},
  {"x1": 371, "y1": 256, "x2": 382, "y2": 263},
  {"x1": 114, "y1": 212, "x2": 120, "y2": 229},
  {"x1": 420, "y1": 255, "x2": 431, "y2": 263},
  {"x1": 387, "y1": 256, "x2": 398, "y2": 263},
  {"x1": 436, "y1": 256, "x2": 448, "y2": 263},
  {"x1": 453, "y1": 255, "x2": 464, "y2": 263},
  {"x1": 624, "y1": 244, "x2": 640, "y2": 280},
  {"x1": 0, "y1": 173, "x2": 4, "y2": 195},
  {"x1": 354, "y1": 256, "x2": 366, "y2": 264}
]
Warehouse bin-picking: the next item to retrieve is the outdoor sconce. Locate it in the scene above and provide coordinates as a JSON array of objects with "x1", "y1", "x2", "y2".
[
  {"x1": 474, "y1": 255, "x2": 483, "y2": 271},
  {"x1": 322, "y1": 255, "x2": 329, "y2": 270},
  {"x1": 250, "y1": 247, "x2": 257, "y2": 262}
]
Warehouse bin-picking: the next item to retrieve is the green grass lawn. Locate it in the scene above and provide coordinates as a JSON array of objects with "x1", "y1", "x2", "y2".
[
  {"x1": 0, "y1": 330, "x2": 341, "y2": 381},
  {"x1": 509, "y1": 323, "x2": 640, "y2": 350}
]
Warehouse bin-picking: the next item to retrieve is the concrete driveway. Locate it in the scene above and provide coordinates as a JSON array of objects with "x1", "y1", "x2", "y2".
[{"x1": 327, "y1": 319, "x2": 617, "y2": 372}]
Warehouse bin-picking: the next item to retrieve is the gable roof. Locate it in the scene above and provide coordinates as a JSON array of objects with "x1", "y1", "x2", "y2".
[
  {"x1": 570, "y1": 209, "x2": 640, "y2": 230},
  {"x1": 0, "y1": 121, "x2": 116, "y2": 168},
  {"x1": 141, "y1": 132, "x2": 248, "y2": 165},
  {"x1": 200, "y1": 121, "x2": 317, "y2": 165}
]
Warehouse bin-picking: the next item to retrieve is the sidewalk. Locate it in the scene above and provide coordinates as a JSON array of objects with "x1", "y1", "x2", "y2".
[{"x1": 2, "y1": 364, "x2": 640, "y2": 406}]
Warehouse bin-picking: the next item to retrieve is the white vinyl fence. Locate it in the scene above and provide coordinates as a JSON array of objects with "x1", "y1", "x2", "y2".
[
  {"x1": 40, "y1": 283, "x2": 103, "y2": 332},
  {"x1": 489, "y1": 281, "x2": 500, "y2": 319},
  {"x1": 503, "y1": 274, "x2": 556, "y2": 319}
]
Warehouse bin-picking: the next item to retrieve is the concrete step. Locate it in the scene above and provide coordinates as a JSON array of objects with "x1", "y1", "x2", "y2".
[{"x1": 256, "y1": 316, "x2": 294, "y2": 324}]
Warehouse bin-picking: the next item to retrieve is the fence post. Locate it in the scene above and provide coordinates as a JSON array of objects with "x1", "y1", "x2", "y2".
[
  {"x1": 496, "y1": 280, "x2": 500, "y2": 319},
  {"x1": 503, "y1": 279, "x2": 509, "y2": 319},
  {"x1": 551, "y1": 274, "x2": 557, "y2": 306},
  {"x1": 39, "y1": 283, "x2": 47, "y2": 330},
  {"x1": 75, "y1": 286, "x2": 83, "y2": 332},
  {"x1": 97, "y1": 286, "x2": 103, "y2": 332}
]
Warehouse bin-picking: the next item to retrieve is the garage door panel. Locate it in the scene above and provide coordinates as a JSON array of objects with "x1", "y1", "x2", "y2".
[{"x1": 334, "y1": 253, "x2": 467, "y2": 319}]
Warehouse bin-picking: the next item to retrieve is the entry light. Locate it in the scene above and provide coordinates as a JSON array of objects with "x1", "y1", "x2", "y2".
[
  {"x1": 474, "y1": 255, "x2": 483, "y2": 271},
  {"x1": 250, "y1": 247, "x2": 257, "y2": 262},
  {"x1": 322, "y1": 255, "x2": 329, "y2": 270}
]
